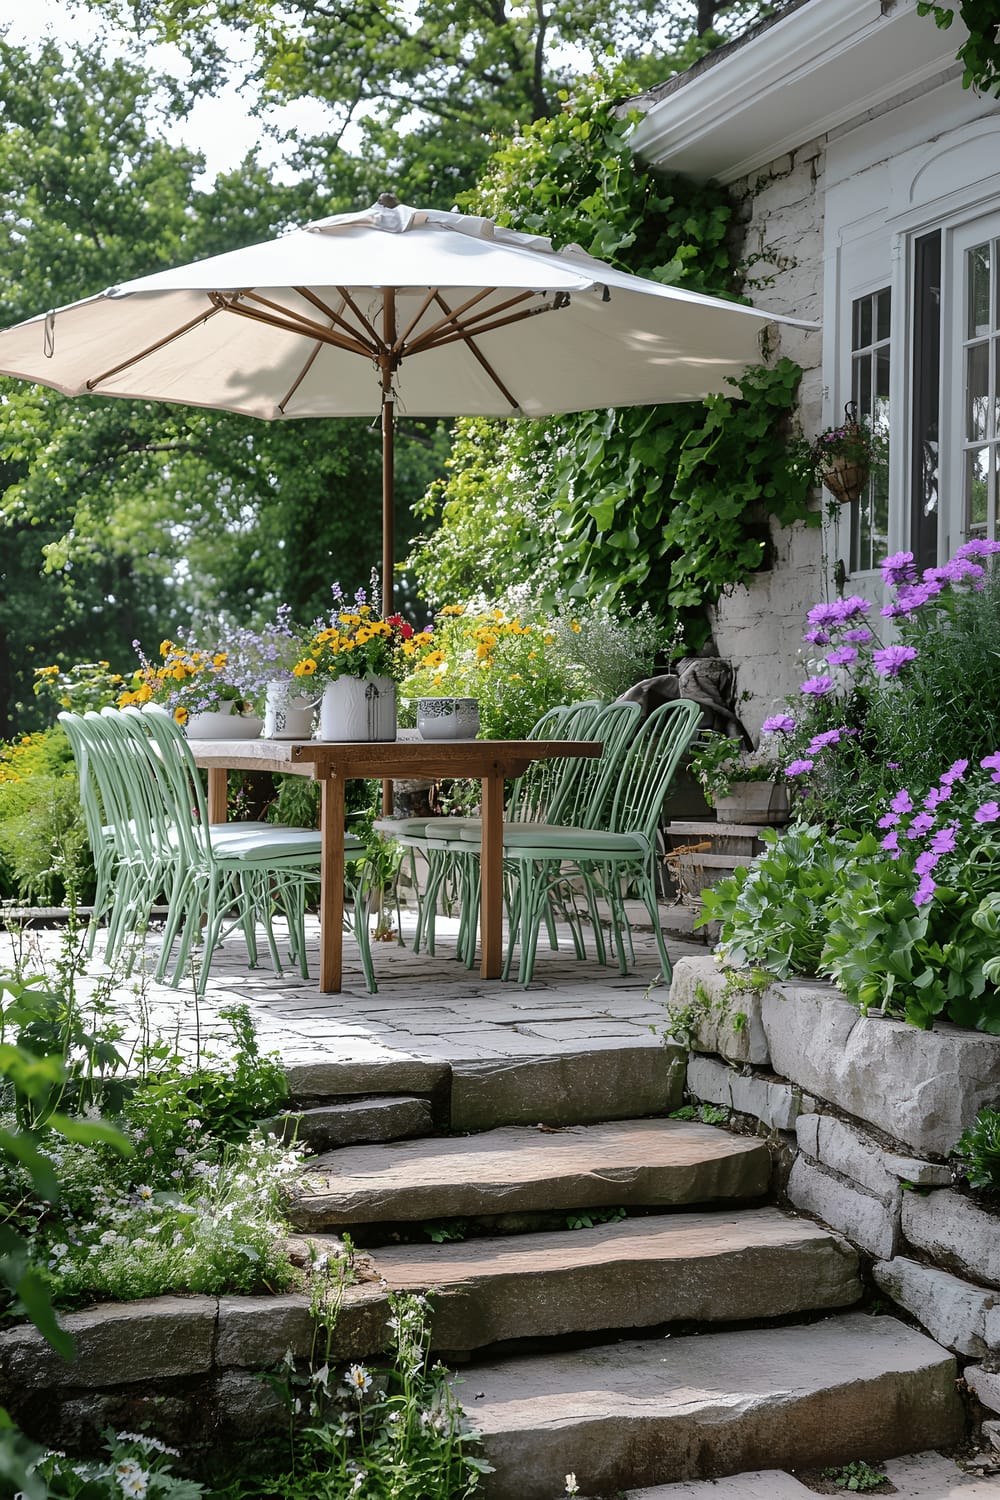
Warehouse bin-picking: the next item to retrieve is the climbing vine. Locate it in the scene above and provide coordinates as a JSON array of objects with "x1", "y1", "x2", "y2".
[
  {"x1": 407, "y1": 76, "x2": 815, "y2": 643},
  {"x1": 917, "y1": 2, "x2": 1000, "y2": 95}
]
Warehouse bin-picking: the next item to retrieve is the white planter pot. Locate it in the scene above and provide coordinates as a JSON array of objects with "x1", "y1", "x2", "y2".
[
  {"x1": 714, "y1": 780, "x2": 788, "y2": 825},
  {"x1": 318, "y1": 676, "x2": 397, "y2": 742},
  {"x1": 185, "y1": 703, "x2": 264, "y2": 739},
  {"x1": 263, "y1": 681, "x2": 316, "y2": 740}
]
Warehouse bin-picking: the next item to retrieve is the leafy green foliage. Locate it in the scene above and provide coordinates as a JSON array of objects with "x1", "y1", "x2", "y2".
[
  {"x1": 32, "y1": 1428, "x2": 208, "y2": 1497},
  {"x1": 917, "y1": 2, "x2": 1000, "y2": 96},
  {"x1": 668, "y1": 1103, "x2": 731, "y2": 1125},
  {"x1": 0, "y1": 729, "x2": 95, "y2": 905},
  {"x1": 698, "y1": 824, "x2": 877, "y2": 980},
  {"x1": 954, "y1": 1107, "x2": 1000, "y2": 1193},
  {"x1": 566, "y1": 1206, "x2": 627, "y2": 1230},
  {"x1": 410, "y1": 86, "x2": 815, "y2": 642},
  {"x1": 821, "y1": 1459, "x2": 889, "y2": 1493}
]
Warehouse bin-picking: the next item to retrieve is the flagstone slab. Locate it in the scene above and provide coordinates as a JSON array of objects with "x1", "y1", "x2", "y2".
[
  {"x1": 449, "y1": 1043, "x2": 685, "y2": 1131},
  {"x1": 462, "y1": 1314, "x2": 963, "y2": 1500},
  {"x1": 622, "y1": 1475, "x2": 815, "y2": 1499},
  {"x1": 271, "y1": 1095, "x2": 434, "y2": 1149},
  {"x1": 369, "y1": 1206, "x2": 859, "y2": 1350},
  {"x1": 287, "y1": 1119, "x2": 770, "y2": 1229}
]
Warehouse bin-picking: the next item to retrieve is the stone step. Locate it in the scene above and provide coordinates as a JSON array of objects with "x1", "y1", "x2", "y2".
[
  {"x1": 270, "y1": 1095, "x2": 435, "y2": 1150},
  {"x1": 367, "y1": 1205, "x2": 860, "y2": 1352},
  {"x1": 460, "y1": 1312, "x2": 963, "y2": 1500},
  {"x1": 287, "y1": 1118, "x2": 770, "y2": 1231}
]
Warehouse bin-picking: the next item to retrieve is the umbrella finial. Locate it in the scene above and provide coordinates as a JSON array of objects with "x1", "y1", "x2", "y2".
[{"x1": 377, "y1": 192, "x2": 399, "y2": 208}]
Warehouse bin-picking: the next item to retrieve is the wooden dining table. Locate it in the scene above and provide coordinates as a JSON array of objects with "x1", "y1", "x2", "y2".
[{"x1": 191, "y1": 737, "x2": 602, "y2": 992}]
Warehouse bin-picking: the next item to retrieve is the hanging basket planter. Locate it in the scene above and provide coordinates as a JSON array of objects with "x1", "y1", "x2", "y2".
[
  {"x1": 818, "y1": 454, "x2": 871, "y2": 506},
  {"x1": 812, "y1": 402, "x2": 874, "y2": 507}
]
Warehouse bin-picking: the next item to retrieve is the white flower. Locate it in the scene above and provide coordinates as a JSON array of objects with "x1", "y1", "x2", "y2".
[
  {"x1": 49, "y1": 1244, "x2": 68, "y2": 1259},
  {"x1": 565, "y1": 1474, "x2": 579, "y2": 1496},
  {"x1": 344, "y1": 1363, "x2": 373, "y2": 1397},
  {"x1": 137, "y1": 1185, "x2": 154, "y2": 1201}
]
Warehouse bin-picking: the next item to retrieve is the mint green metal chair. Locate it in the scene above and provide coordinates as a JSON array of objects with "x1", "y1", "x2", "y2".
[
  {"x1": 58, "y1": 712, "x2": 120, "y2": 956},
  {"x1": 476, "y1": 699, "x2": 702, "y2": 985}
]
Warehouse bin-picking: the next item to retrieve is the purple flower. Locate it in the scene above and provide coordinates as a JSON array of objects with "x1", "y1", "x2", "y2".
[
  {"x1": 914, "y1": 850, "x2": 940, "y2": 876},
  {"x1": 924, "y1": 557, "x2": 985, "y2": 587},
  {"x1": 803, "y1": 627, "x2": 831, "y2": 646},
  {"x1": 826, "y1": 646, "x2": 858, "y2": 667},
  {"x1": 956, "y1": 538, "x2": 1000, "y2": 559},
  {"x1": 906, "y1": 812, "x2": 935, "y2": 838},
  {"x1": 881, "y1": 829, "x2": 900, "y2": 857},
  {"x1": 873, "y1": 645, "x2": 918, "y2": 678},
  {"x1": 806, "y1": 602, "x2": 844, "y2": 627},
  {"x1": 980, "y1": 752, "x2": 1000, "y2": 783},
  {"x1": 785, "y1": 759, "x2": 815, "y2": 777},
  {"x1": 808, "y1": 729, "x2": 844, "y2": 753},
  {"x1": 914, "y1": 874, "x2": 938, "y2": 907},
  {"x1": 880, "y1": 550, "x2": 918, "y2": 586},
  {"x1": 761, "y1": 714, "x2": 796, "y2": 734},
  {"x1": 940, "y1": 760, "x2": 969, "y2": 786},
  {"x1": 930, "y1": 824, "x2": 958, "y2": 854},
  {"x1": 878, "y1": 812, "x2": 898, "y2": 829},
  {"x1": 800, "y1": 675, "x2": 835, "y2": 698},
  {"x1": 890, "y1": 789, "x2": 913, "y2": 814},
  {"x1": 924, "y1": 784, "x2": 952, "y2": 811},
  {"x1": 835, "y1": 596, "x2": 873, "y2": 621},
  {"x1": 974, "y1": 801, "x2": 1000, "y2": 824},
  {"x1": 842, "y1": 627, "x2": 873, "y2": 643},
  {"x1": 881, "y1": 581, "x2": 943, "y2": 617}
]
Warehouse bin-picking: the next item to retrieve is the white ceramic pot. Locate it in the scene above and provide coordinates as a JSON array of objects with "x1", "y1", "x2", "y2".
[
  {"x1": 263, "y1": 681, "x2": 316, "y2": 739},
  {"x1": 318, "y1": 676, "x2": 397, "y2": 742},
  {"x1": 185, "y1": 704, "x2": 264, "y2": 739},
  {"x1": 416, "y1": 697, "x2": 480, "y2": 740}
]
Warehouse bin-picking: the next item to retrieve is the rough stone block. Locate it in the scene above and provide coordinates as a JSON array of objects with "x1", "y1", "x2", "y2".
[
  {"x1": 902, "y1": 1190, "x2": 1000, "y2": 1289},
  {"x1": 449, "y1": 1043, "x2": 684, "y2": 1132},
  {"x1": 0, "y1": 1296, "x2": 216, "y2": 1392},
  {"x1": 795, "y1": 1113, "x2": 937, "y2": 1207},
  {"x1": 272, "y1": 1095, "x2": 434, "y2": 1150},
  {"x1": 210, "y1": 1369, "x2": 288, "y2": 1437},
  {"x1": 873, "y1": 1256, "x2": 996, "y2": 1357},
  {"x1": 763, "y1": 983, "x2": 1000, "y2": 1157},
  {"x1": 284, "y1": 1056, "x2": 450, "y2": 1097},
  {"x1": 687, "y1": 1056, "x2": 805, "y2": 1132},
  {"x1": 787, "y1": 1157, "x2": 898, "y2": 1259},
  {"x1": 666, "y1": 957, "x2": 769, "y2": 1065},
  {"x1": 965, "y1": 1364, "x2": 1000, "y2": 1415}
]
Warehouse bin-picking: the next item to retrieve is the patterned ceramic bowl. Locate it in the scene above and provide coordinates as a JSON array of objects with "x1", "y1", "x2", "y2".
[{"x1": 416, "y1": 697, "x2": 481, "y2": 740}]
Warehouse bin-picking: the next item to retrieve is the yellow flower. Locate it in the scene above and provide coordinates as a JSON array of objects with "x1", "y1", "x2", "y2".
[
  {"x1": 212, "y1": 653, "x2": 228, "y2": 668},
  {"x1": 293, "y1": 658, "x2": 317, "y2": 677},
  {"x1": 159, "y1": 640, "x2": 173, "y2": 657},
  {"x1": 439, "y1": 604, "x2": 466, "y2": 617},
  {"x1": 174, "y1": 706, "x2": 189, "y2": 725},
  {"x1": 570, "y1": 620, "x2": 581, "y2": 633},
  {"x1": 34, "y1": 665, "x2": 60, "y2": 677}
]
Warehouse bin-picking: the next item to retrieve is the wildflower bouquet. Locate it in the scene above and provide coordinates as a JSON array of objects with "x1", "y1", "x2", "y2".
[
  {"x1": 689, "y1": 733, "x2": 782, "y2": 803},
  {"x1": 293, "y1": 581, "x2": 433, "y2": 685},
  {"x1": 811, "y1": 405, "x2": 877, "y2": 505},
  {"x1": 118, "y1": 636, "x2": 247, "y2": 726},
  {"x1": 216, "y1": 604, "x2": 308, "y2": 701}
]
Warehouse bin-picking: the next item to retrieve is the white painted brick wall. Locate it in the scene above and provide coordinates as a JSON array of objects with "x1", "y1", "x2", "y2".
[{"x1": 711, "y1": 138, "x2": 828, "y2": 736}]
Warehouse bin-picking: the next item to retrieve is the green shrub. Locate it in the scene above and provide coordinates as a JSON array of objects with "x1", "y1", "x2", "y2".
[
  {"x1": 0, "y1": 729, "x2": 94, "y2": 904},
  {"x1": 953, "y1": 1107, "x2": 1000, "y2": 1192}
]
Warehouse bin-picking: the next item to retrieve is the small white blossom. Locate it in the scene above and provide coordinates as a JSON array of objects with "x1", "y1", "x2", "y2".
[
  {"x1": 565, "y1": 1474, "x2": 579, "y2": 1496},
  {"x1": 344, "y1": 1363, "x2": 373, "y2": 1397}
]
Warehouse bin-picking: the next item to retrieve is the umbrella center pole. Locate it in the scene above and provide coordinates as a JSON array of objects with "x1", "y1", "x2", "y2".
[{"x1": 381, "y1": 292, "x2": 397, "y2": 818}]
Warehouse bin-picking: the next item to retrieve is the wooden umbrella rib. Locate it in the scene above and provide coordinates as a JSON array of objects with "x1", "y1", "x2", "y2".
[
  {"x1": 85, "y1": 301, "x2": 226, "y2": 391},
  {"x1": 234, "y1": 292, "x2": 376, "y2": 358},
  {"x1": 278, "y1": 339, "x2": 324, "y2": 414},
  {"x1": 418, "y1": 291, "x2": 521, "y2": 411},
  {"x1": 401, "y1": 287, "x2": 497, "y2": 355},
  {"x1": 421, "y1": 299, "x2": 560, "y2": 355},
  {"x1": 396, "y1": 287, "x2": 441, "y2": 350},
  {"x1": 292, "y1": 286, "x2": 382, "y2": 354},
  {"x1": 405, "y1": 289, "x2": 535, "y2": 356}
]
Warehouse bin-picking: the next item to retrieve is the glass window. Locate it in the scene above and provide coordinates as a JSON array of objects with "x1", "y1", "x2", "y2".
[
  {"x1": 961, "y1": 238, "x2": 1000, "y2": 539},
  {"x1": 850, "y1": 287, "x2": 891, "y2": 572}
]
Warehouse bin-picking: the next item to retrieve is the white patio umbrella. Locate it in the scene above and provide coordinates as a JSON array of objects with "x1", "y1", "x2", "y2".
[{"x1": 0, "y1": 193, "x2": 811, "y2": 598}]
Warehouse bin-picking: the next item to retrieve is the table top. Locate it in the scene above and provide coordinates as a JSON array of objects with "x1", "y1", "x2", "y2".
[{"x1": 189, "y1": 737, "x2": 603, "y2": 779}]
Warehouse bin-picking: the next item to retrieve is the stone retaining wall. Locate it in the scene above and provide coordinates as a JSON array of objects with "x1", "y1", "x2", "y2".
[{"x1": 669, "y1": 955, "x2": 1000, "y2": 1408}]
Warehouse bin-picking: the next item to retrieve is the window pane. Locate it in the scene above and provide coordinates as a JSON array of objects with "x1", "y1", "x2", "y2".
[
  {"x1": 968, "y1": 243, "x2": 992, "y2": 338},
  {"x1": 966, "y1": 446, "x2": 990, "y2": 530},
  {"x1": 857, "y1": 296, "x2": 873, "y2": 349},
  {"x1": 968, "y1": 342, "x2": 990, "y2": 442},
  {"x1": 855, "y1": 354, "x2": 872, "y2": 415},
  {"x1": 876, "y1": 289, "x2": 891, "y2": 343}
]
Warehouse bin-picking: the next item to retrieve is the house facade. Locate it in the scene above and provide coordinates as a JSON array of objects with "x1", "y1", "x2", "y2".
[{"x1": 630, "y1": 0, "x2": 1000, "y2": 733}]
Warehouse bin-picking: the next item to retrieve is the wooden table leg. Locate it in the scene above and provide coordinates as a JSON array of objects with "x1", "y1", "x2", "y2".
[
  {"x1": 319, "y1": 776, "x2": 346, "y2": 992},
  {"x1": 206, "y1": 767, "x2": 228, "y2": 824},
  {"x1": 480, "y1": 766, "x2": 504, "y2": 979}
]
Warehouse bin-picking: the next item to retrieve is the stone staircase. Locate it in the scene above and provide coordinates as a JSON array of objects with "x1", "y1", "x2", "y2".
[{"x1": 282, "y1": 1084, "x2": 965, "y2": 1499}]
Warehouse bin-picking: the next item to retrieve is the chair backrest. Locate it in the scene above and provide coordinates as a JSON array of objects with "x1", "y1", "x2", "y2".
[
  {"x1": 507, "y1": 700, "x2": 602, "y2": 823},
  {"x1": 58, "y1": 712, "x2": 109, "y2": 859},
  {"x1": 93, "y1": 708, "x2": 178, "y2": 873},
  {"x1": 124, "y1": 704, "x2": 216, "y2": 871},
  {"x1": 545, "y1": 700, "x2": 641, "y2": 828},
  {"x1": 607, "y1": 699, "x2": 703, "y2": 840}
]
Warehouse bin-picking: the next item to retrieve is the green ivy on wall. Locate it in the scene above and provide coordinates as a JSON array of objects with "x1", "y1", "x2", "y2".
[
  {"x1": 917, "y1": 2, "x2": 1000, "y2": 95},
  {"x1": 407, "y1": 77, "x2": 816, "y2": 644}
]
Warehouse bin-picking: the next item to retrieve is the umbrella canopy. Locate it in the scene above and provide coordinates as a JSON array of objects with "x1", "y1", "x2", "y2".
[{"x1": 0, "y1": 193, "x2": 813, "y2": 600}]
